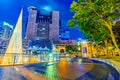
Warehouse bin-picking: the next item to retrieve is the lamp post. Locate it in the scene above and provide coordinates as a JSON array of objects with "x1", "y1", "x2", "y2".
[{"x1": 77, "y1": 38, "x2": 81, "y2": 57}]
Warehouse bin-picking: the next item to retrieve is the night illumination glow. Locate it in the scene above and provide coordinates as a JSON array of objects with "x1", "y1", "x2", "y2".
[
  {"x1": 43, "y1": 6, "x2": 52, "y2": 11},
  {"x1": 3, "y1": 21, "x2": 14, "y2": 29},
  {"x1": 81, "y1": 40, "x2": 87, "y2": 44},
  {"x1": 45, "y1": 64, "x2": 57, "y2": 79},
  {"x1": 1, "y1": 9, "x2": 39, "y2": 65},
  {"x1": 1, "y1": 9, "x2": 23, "y2": 65}
]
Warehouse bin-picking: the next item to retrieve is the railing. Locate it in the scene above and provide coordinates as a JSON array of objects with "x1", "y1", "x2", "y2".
[{"x1": 0, "y1": 53, "x2": 60, "y2": 66}]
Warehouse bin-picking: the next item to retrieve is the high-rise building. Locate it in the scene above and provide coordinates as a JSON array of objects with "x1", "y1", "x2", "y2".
[
  {"x1": 0, "y1": 22, "x2": 4, "y2": 38},
  {"x1": 0, "y1": 22, "x2": 13, "y2": 40},
  {"x1": 25, "y1": 6, "x2": 38, "y2": 40},
  {"x1": 0, "y1": 24, "x2": 4, "y2": 48},
  {"x1": 60, "y1": 30, "x2": 70, "y2": 40},
  {"x1": 25, "y1": 6, "x2": 60, "y2": 41},
  {"x1": 49, "y1": 11, "x2": 60, "y2": 41},
  {"x1": 3, "y1": 26, "x2": 13, "y2": 40},
  {"x1": 0, "y1": 22, "x2": 13, "y2": 52},
  {"x1": 36, "y1": 13, "x2": 51, "y2": 40},
  {"x1": 0, "y1": 26, "x2": 3, "y2": 38}
]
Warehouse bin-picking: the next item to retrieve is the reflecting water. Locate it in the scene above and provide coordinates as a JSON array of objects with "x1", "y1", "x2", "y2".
[
  {"x1": 0, "y1": 58, "x2": 119, "y2": 80},
  {"x1": 24, "y1": 58, "x2": 119, "y2": 80}
]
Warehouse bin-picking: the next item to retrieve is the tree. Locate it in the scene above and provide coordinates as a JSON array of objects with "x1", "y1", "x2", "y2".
[
  {"x1": 68, "y1": 0, "x2": 120, "y2": 54},
  {"x1": 66, "y1": 45, "x2": 79, "y2": 55},
  {"x1": 113, "y1": 21, "x2": 120, "y2": 47},
  {"x1": 66, "y1": 45, "x2": 72, "y2": 53}
]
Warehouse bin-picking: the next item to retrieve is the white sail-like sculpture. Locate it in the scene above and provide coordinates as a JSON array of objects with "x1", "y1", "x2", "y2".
[{"x1": 1, "y1": 9, "x2": 23, "y2": 65}]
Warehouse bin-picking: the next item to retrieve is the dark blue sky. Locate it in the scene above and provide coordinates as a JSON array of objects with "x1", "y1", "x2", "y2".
[{"x1": 0, "y1": 0, "x2": 84, "y2": 40}]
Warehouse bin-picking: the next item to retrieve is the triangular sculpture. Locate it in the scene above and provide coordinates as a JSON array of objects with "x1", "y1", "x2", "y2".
[{"x1": 1, "y1": 9, "x2": 23, "y2": 65}]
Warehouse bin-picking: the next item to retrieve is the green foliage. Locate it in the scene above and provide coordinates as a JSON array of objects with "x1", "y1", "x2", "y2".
[
  {"x1": 66, "y1": 45, "x2": 72, "y2": 52},
  {"x1": 66, "y1": 45, "x2": 79, "y2": 53},
  {"x1": 68, "y1": 0, "x2": 120, "y2": 46}
]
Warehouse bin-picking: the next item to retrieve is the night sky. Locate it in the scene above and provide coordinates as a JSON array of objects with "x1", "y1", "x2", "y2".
[{"x1": 0, "y1": 0, "x2": 84, "y2": 40}]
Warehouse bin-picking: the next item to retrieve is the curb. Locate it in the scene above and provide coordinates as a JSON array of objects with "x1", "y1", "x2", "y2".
[{"x1": 91, "y1": 58, "x2": 120, "y2": 74}]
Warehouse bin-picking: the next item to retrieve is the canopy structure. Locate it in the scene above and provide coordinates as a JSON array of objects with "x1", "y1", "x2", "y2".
[
  {"x1": 1, "y1": 9, "x2": 23, "y2": 65},
  {"x1": 1, "y1": 9, "x2": 38, "y2": 66}
]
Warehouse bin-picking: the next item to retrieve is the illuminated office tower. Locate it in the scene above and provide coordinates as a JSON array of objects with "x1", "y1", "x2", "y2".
[
  {"x1": 36, "y1": 13, "x2": 51, "y2": 40},
  {"x1": 3, "y1": 26, "x2": 13, "y2": 40},
  {"x1": 49, "y1": 11, "x2": 60, "y2": 41},
  {"x1": 0, "y1": 26, "x2": 3, "y2": 38},
  {"x1": 60, "y1": 30, "x2": 70, "y2": 40},
  {"x1": 25, "y1": 6, "x2": 38, "y2": 40},
  {"x1": 26, "y1": 7, "x2": 60, "y2": 41}
]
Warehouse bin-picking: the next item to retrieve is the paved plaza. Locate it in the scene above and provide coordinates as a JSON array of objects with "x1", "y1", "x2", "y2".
[{"x1": 0, "y1": 58, "x2": 119, "y2": 80}]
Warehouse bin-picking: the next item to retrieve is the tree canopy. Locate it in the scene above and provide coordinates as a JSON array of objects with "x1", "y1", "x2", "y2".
[{"x1": 68, "y1": 0, "x2": 120, "y2": 53}]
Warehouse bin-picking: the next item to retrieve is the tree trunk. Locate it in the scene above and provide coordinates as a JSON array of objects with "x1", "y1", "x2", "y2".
[
  {"x1": 104, "y1": 40, "x2": 109, "y2": 58},
  {"x1": 95, "y1": 43, "x2": 99, "y2": 57},
  {"x1": 109, "y1": 26, "x2": 120, "y2": 55},
  {"x1": 100, "y1": 20, "x2": 120, "y2": 55}
]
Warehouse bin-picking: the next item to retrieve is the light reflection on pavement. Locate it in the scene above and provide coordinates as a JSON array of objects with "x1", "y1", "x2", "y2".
[
  {"x1": 0, "y1": 66, "x2": 26, "y2": 80},
  {"x1": 0, "y1": 58, "x2": 119, "y2": 80}
]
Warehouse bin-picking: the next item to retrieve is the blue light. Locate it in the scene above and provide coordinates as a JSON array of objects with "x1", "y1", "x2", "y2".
[{"x1": 43, "y1": 6, "x2": 52, "y2": 11}]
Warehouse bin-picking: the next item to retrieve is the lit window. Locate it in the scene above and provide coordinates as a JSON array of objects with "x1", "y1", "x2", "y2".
[
  {"x1": 42, "y1": 28, "x2": 45, "y2": 30},
  {"x1": 36, "y1": 37, "x2": 40, "y2": 40}
]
